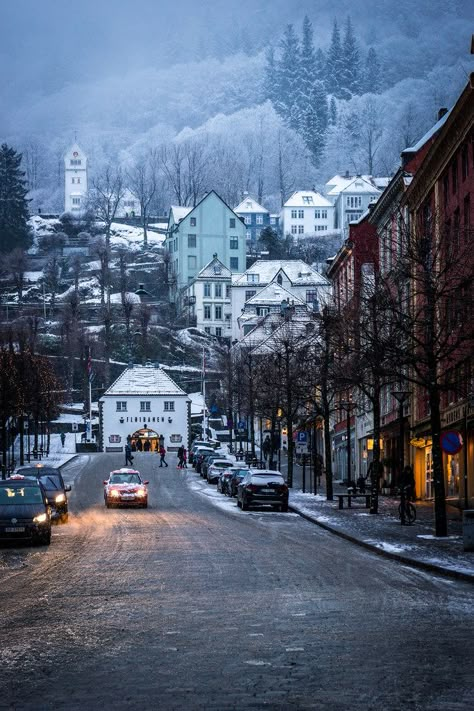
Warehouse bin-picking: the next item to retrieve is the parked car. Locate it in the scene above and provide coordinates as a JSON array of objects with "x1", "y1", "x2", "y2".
[
  {"x1": 217, "y1": 466, "x2": 235, "y2": 494},
  {"x1": 103, "y1": 469, "x2": 149, "y2": 508},
  {"x1": 200, "y1": 452, "x2": 226, "y2": 478},
  {"x1": 15, "y1": 464, "x2": 71, "y2": 522},
  {"x1": 0, "y1": 476, "x2": 52, "y2": 545},
  {"x1": 189, "y1": 441, "x2": 209, "y2": 464},
  {"x1": 206, "y1": 459, "x2": 234, "y2": 484},
  {"x1": 194, "y1": 448, "x2": 217, "y2": 474},
  {"x1": 225, "y1": 467, "x2": 250, "y2": 497},
  {"x1": 192, "y1": 446, "x2": 215, "y2": 471},
  {"x1": 237, "y1": 470, "x2": 289, "y2": 512}
]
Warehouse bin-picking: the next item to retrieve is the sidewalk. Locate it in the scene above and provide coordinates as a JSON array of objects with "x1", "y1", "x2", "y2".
[
  {"x1": 287, "y1": 459, "x2": 474, "y2": 583},
  {"x1": 10, "y1": 433, "x2": 78, "y2": 472}
]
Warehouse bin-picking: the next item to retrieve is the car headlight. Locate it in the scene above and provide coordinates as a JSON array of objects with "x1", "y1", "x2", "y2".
[
  {"x1": 137, "y1": 489, "x2": 146, "y2": 497},
  {"x1": 55, "y1": 493, "x2": 66, "y2": 503},
  {"x1": 110, "y1": 490, "x2": 120, "y2": 497},
  {"x1": 33, "y1": 513, "x2": 48, "y2": 524}
]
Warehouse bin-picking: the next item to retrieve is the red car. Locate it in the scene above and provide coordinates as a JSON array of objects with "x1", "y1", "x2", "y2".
[{"x1": 103, "y1": 469, "x2": 149, "y2": 508}]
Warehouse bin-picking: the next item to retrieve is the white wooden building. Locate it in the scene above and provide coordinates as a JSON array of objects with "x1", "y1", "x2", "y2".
[
  {"x1": 64, "y1": 143, "x2": 88, "y2": 213},
  {"x1": 99, "y1": 364, "x2": 191, "y2": 454}
]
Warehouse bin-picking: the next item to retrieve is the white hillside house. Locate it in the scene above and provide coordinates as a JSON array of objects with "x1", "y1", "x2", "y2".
[
  {"x1": 325, "y1": 174, "x2": 386, "y2": 233},
  {"x1": 99, "y1": 364, "x2": 191, "y2": 454},
  {"x1": 231, "y1": 260, "x2": 331, "y2": 341},
  {"x1": 281, "y1": 191, "x2": 334, "y2": 238},
  {"x1": 184, "y1": 255, "x2": 232, "y2": 339},
  {"x1": 64, "y1": 143, "x2": 88, "y2": 213}
]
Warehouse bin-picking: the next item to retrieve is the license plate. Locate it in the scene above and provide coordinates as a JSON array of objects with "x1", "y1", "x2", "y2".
[
  {"x1": 5, "y1": 527, "x2": 25, "y2": 532},
  {"x1": 264, "y1": 489, "x2": 275, "y2": 494},
  {"x1": 121, "y1": 494, "x2": 135, "y2": 499}
]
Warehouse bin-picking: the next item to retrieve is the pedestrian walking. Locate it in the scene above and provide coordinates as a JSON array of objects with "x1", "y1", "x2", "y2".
[
  {"x1": 60, "y1": 432, "x2": 66, "y2": 448},
  {"x1": 159, "y1": 445, "x2": 168, "y2": 467},
  {"x1": 143, "y1": 439, "x2": 151, "y2": 452},
  {"x1": 182, "y1": 447, "x2": 187, "y2": 468},
  {"x1": 177, "y1": 445, "x2": 184, "y2": 468},
  {"x1": 125, "y1": 443, "x2": 134, "y2": 467}
]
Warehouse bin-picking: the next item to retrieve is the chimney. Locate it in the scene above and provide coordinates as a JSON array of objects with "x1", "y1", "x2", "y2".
[
  {"x1": 345, "y1": 170, "x2": 350, "y2": 179},
  {"x1": 213, "y1": 253, "x2": 217, "y2": 259},
  {"x1": 438, "y1": 107, "x2": 448, "y2": 121}
]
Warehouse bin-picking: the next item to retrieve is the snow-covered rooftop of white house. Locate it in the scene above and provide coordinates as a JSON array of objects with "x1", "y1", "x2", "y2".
[
  {"x1": 234, "y1": 196, "x2": 269, "y2": 214},
  {"x1": 245, "y1": 282, "x2": 306, "y2": 307},
  {"x1": 232, "y1": 260, "x2": 330, "y2": 287},
  {"x1": 283, "y1": 191, "x2": 333, "y2": 208},
  {"x1": 325, "y1": 174, "x2": 388, "y2": 197},
  {"x1": 170, "y1": 206, "x2": 193, "y2": 224},
  {"x1": 101, "y1": 365, "x2": 188, "y2": 397},
  {"x1": 402, "y1": 108, "x2": 452, "y2": 155},
  {"x1": 195, "y1": 256, "x2": 232, "y2": 279}
]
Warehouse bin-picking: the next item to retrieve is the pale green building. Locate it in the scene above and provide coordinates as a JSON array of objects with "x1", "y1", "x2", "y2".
[{"x1": 165, "y1": 191, "x2": 246, "y2": 306}]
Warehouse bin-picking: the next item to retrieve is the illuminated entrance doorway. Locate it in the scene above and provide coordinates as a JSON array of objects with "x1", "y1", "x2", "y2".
[{"x1": 129, "y1": 428, "x2": 163, "y2": 453}]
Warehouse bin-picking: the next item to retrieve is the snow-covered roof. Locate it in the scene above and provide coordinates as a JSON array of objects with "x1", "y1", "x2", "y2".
[
  {"x1": 372, "y1": 177, "x2": 391, "y2": 190},
  {"x1": 196, "y1": 256, "x2": 231, "y2": 279},
  {"x1": 234, "y1": 196, "x2": 269, "y2": 214},
  {"x1": 170, "y1": 206, "x2": 193, "y2": 224},
  {"x1": 232, "y1": 260, "x2": 329, "y2": 287},
  {"x1": 245, "y1": 282, "x2": 305, "y2": 307},
  {"x1": 283, "y1": 191, "x2": 333, "y2": 208},
  {"x1": 337, "y1": 176, "x2": 381, "y2": 195},
  {"x1": 326, "y1": 174, "x2": 387, "y2": 197},
  {"x1": 102, "y1": 365, "x2": 188, "y2": 398},
  {"x1": 403, "y1": 108, "x2": 452, "y2": 155}
]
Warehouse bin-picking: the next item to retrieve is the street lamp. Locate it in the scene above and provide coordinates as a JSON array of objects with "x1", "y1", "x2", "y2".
[
  {"x1": 340, "y1": 400, "x2": 356, "y2": 488},
  {"x1": 391, "y1": 388, "x2": 411, "y2": 525}
]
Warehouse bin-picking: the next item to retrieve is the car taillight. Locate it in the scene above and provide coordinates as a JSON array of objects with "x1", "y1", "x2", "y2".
[
  {"x1": 278, "y1": 484, "x2": 288, "y2": 491},
  {"x1": 246, "y1": 484, "x2": 258, "y2": 492}
]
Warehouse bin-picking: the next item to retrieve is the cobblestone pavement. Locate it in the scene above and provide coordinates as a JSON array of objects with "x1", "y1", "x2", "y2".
[{"x1": 0, "y1": 452, "x2": 473, "y2": 710}]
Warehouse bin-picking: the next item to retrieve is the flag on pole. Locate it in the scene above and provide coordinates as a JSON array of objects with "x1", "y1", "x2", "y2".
[{"x1": 87, "y1": 349, "x2": 93, "y2": 382}]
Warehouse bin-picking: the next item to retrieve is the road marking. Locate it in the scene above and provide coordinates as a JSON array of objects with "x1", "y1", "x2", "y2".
[
  {"x1": 245, "y1": 660, "x2": 271, "y2": 666},
  {"x1": 286, "y1": 647, "x2": 304, "y2": 652}
]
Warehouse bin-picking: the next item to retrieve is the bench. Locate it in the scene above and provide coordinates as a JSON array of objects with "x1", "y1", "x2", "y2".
[{"x1": 337, "y1": 493, "x2": 372, "y2": 510}]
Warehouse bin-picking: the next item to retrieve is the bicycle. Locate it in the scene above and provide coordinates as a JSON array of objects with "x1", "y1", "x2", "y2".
[{"x1": 398, "y1": 486, "x2": 416, "y2": 525}]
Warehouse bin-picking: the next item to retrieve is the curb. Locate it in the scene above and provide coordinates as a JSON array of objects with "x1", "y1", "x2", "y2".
[{"x1": 289, "y1": 504, "x2": 474, "y2": 584}]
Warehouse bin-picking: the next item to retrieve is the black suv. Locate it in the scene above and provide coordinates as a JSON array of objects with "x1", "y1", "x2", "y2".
[
  {"x1": 0, "y1": 477, "x2": 52, "y2": 545},
  {"x1": 15, "y1": 465, "x2": 71, "y2": 522}
]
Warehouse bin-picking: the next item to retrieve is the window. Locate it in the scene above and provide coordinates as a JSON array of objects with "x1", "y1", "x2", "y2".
[
  {"x1": 72, "y1": 197, "x2": 81, "y2": 205},
  {"x1": 298, "y1": 209, "x2": 304, "y2": 219},
  {"x1": 245, "y1": 216, "x2": 251, "y2": 225},
  {"x1": 190, "y1": 217, "x2": 196, "y2": 227},
  {"x1": 322, "y1": 209, "x2": 327, "y2": 219},
  {"x1": 215, "y1": 305, "x2": 222, "y2": 320},
  {"x1": 229, "y1": 217, "x2": 236, "y2": 228},
  {"x1": 302, "y1": 195, "x2": 313, "y2": 205},
  {"x1": 277, "y1": 274, "x2": 283, "y2": 285},
  {"x1": 298, "y1": 225, "x2": 304, "y2": 234},
  {"x1": 270, "y1": 217, "x2": 276, "y2": 225},
  {"x1": 164, "y1": 401, "x2": 175, "y2": 412},
  {"x1": 225, "y1": 284, "x2": 231, "y2": 298},
  {"x1": 291, "y1": 209, "x2": 297, "y2": 219},
  {"x1": 214, "y1": 283, "x2": 222, "y2": 298},
  {"x1": 256, "y1": 307, "x2": 269, "y2": 316},
  {"x1": 230, "y1": 257, "x2": 239, "y2": 270},
  {"x1": 140, "y1": 401, "x2": 151, "y2": 412},
  {"x1": 256, "y1": 215, "x2": 263, "y2": 225},
  {"x1": 116, "y1": 401, "x2": 127, "y2": 411},
  {"x1": 306, "y1": 290, "x2": 317, "y2": 303},
  {"x1": 245, "y1": 290, "x2": 256, "y2": 301},
  {"x1": 230, "y1": 237, "x2": 238, "y2": 249},
  {"x1": 204, "y1": 304, "x2": 211, "y2": 320},
  {"x1": 188, "y1": 255, "x2": 197, "y2": 270},
  {"x1": 204, "y1": 283, "x2": 211, "y2": 297},
  {"x1": 316, "y1": 225, "x2": 327, "y2": 232},
  {"x1": 204, "y1": 327, "x2": 211, "y2": 334},
  {"x1": 70, "y1": 159, "x2": 81, "y2": 166},
  {"x1": 213, "y1": 265, "x2": 221, "y2": 275},
  {"x1": 246, "y1": 273, "x2": 259, "y2": 283},
  {"x1": 291, "y1": 225, "x2": 298, "y2": 234},
  {"x1": 215, "y1": 327, "x2": 222, "y2": 337},
  {"x1": 188, "y1": 234, "x2": 196, "y2": 248},
  {"x1": 314, "y1": 210, "x2": 320, "y2": 219},
  {"x1": 246, "y1": 230, "x2": 251, "y2": 240}
]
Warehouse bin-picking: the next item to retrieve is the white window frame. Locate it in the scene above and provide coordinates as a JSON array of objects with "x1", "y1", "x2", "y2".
[
  {"x1": 140, "y1": 401, "x2": 151, "y2": 412},
  {"x1": 164, "y1": 401, "x2": 175, "y2": 412},
  {"x1": 116, "y1": 401, "x2": 127, "y2": 412}
]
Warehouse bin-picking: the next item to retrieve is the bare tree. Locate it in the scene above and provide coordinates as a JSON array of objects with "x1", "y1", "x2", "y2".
[
  {"x1": 128, "y1": 151, "x2": 160, "y2": 246},
  {"x1": 4, "y1": 248, "x2": 28, "y2": 311},
  {"x1": 89, "y1": 166, "x2": 125, "y2": 250},
  {"x1": 43, "y1": 255, "x2": 62, "y2": 316}
]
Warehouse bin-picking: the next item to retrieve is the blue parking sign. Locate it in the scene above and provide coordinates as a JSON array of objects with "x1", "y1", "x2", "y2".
[{"x1": 297, "y1": 431, "x2": 308, "y2": 443}]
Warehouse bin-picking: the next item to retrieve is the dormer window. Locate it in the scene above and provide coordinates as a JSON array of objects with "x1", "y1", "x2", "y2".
[
  {"x1": 247, "y1": 274, "x2": 259, "y2": 284},
  {"x1": 213, "y1": 266, "x2": 221, "y2": 274},
  {"x1": 302, "y1": 195, "x2": 314, "y2": 205},
  {"x1": 277, "y1": 274, "x2": 283, "y2": 285}
]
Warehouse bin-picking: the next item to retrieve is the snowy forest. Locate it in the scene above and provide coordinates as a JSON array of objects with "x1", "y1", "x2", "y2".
[{"x1": 1, "y1": 0, "x2": 473, "y2": 213}]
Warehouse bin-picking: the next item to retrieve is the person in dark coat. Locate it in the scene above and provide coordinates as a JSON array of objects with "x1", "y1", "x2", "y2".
[
  {"x1": 143, "y1": 439, "x2": 151, "y2": 452},
  {"x1": 399, "y1": 464, "x2": 415, "y2": 500},
  {"x1": 159, "y1": 445, "x2": 168, "y2": 467},
  {"x1": 125, "y1": 443, "x2": 134, "y2": 467},
  {"x1": 177, "y1": 445, "x2": 184, "y2": 468}
]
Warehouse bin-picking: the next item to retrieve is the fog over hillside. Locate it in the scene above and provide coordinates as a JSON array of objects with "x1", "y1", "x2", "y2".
[{"x1": 1, "y1": 0, "x2": 473, "y2": 211}]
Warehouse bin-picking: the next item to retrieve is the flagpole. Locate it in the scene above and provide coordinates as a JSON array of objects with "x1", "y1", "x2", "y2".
[{"x1": 202, "y1": 347, "x2": 206, "y2": 440}]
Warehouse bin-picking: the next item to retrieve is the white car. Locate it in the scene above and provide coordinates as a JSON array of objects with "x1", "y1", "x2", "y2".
[{"x1": 206, "y1": 459, "x2": 234, "y2": 484}]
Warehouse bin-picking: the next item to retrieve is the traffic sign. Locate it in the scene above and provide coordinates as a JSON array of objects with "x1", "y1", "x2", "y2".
[
  {"x1": 296, "y1": 443, "x2": 308, "y2": 454},
  {"x1": 440, "y1": 430, "x2": 463, "y2": 454},
  {"x1": 296, "y1": 431, "x2": 308, "y2": 444}
]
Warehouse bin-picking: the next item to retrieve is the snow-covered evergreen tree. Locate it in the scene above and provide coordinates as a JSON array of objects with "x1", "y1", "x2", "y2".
[
  {"x1": 341, "y1": 17, "x2": 361, "y2": 98},
  {"x1": 264, "y1": 46, "x2": 280, "y2": 106},
  {"x1": 326, "y1": 20, "x2": 344, "y2": 99},
  {"x1": 315, "y1": 47, "x2": 327, "y2": 84},
  {"x1": 0, "y1": 144, "x2": 31, "y2": 253},
  {"x1": 363, "y1": 47, "x2": 382, "y2": 94},
  {"x1": 329, "y1": 96, "x2": 337, "y2": 126},
  {"x1": 299, "y1": 15, "x2": 317, "y2": 106},
  {"x1": 276, "y1": 24, "x2": 301, "y2": 126},
  {"x1": 301, "y1": 81, "x2": 329, "y2": 167}
]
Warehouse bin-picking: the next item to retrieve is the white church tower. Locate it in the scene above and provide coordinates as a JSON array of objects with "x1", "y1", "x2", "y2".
[{"x1": 64, "y1": 143, "x2": 88, "y2": 213}]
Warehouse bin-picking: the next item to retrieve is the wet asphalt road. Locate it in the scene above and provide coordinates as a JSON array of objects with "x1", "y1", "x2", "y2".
[{"x1": 0, "y1": 452, "x2": 473, "y2": 711}]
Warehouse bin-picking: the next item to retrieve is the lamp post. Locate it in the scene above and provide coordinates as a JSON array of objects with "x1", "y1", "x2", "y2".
[
  {"x1": 340, "y1": 400, "x2": 356, "y2": 488},
  {"x1": 391, "y1": 389, "x2": 411, "y2": 525},
  {"x1": 276, "y1": 414, "x2": 282, "y2": 473}
]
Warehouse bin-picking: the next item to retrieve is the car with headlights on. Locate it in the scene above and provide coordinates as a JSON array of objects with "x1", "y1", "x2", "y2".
[
  {"x1": 206, "y1": 459, "x2": 234, "y2": 484},
  {"x1": 237, "y1": 470, "x2": 289, "y2": 512},
  {"x1": 0, "y1": 476, "x2": 51, "y2": 545},
  {"x1": 103, "y1": 469, "x2": 149, "y2": 508},
  {"x1": 16, "y1": 464, "x2": 71, "y2": 522}
]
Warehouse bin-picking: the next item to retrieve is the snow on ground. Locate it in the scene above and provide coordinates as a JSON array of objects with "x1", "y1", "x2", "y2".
[
  {"x1": 13, "y1": 433, "x2": 78, "y2": 469},
  {"x1": 28, "y1": 216, "x2": 61, "y2": 254},
  {"x1": 188, "y1": 391, "x2": 205, "y2": 416},
  {"x1": 24, "y1": 271, "x2": 43, "y2": 283},
  {"x1": 109, "y1": 223, "x2": 165, "y2": 251}
]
